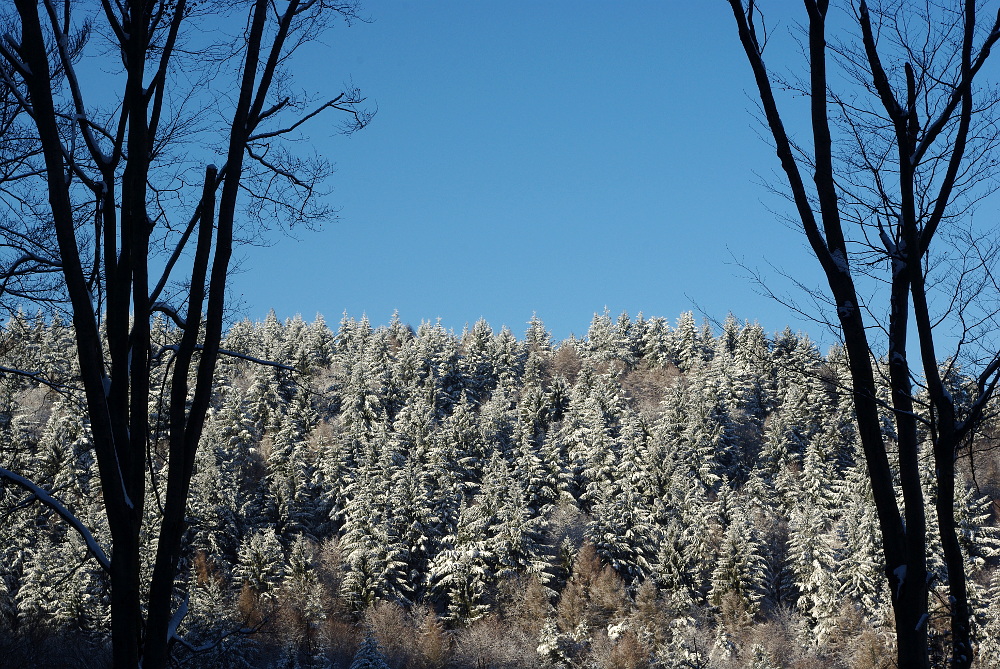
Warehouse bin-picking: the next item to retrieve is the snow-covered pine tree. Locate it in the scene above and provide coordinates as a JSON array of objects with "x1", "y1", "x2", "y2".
[
  {"x1": 493, "y1": 325, "x2": 525, "y2": 390},
  {"x1": 233, "y1": 527, "x2": 286, "y2": 619},
  {"x1": 787, "y1": 435, "x2": 842, "y2": 645},
  {"x1": 707, "y1": 482, "x2": 766, "y2": 624},
  {"x1": 349, "y1": 631, "x2": 391, "y2": 669},
  {"x1": 674, "y1": 311, "x2": 704, "y2": 372},
  {"x1": 338, "y1": 437, "x2": 408, "y2": 610},
  {"x1": 461, "y1": 318, "x2": 496, "y2": 402},
  {"x1": 525, "y1": 314, "x2": 553, "y2": 354},
  {"x1": 280, "y1": 535, "x2": 327, "y2": 661},
  {"x1": 585, "y1": 476, "x2": 657, "y2": 584}
]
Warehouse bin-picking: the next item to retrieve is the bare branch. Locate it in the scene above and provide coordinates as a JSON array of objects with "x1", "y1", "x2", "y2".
[{"x1": 0, "y1": 363, "x2": 79, "y2": 392}]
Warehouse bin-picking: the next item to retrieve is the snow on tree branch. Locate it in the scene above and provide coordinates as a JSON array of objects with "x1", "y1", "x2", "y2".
[{"x1": 0, "y1": 466, "x2": 110, "y2": 572}]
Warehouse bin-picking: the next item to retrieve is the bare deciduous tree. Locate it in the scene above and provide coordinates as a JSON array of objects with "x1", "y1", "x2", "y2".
[
  {"x1": 0, "y1": 1, "x2": 369, "y2": 667},
  {"x1": 727, "y1": 1, "x2": 1000, "y2": 667}
]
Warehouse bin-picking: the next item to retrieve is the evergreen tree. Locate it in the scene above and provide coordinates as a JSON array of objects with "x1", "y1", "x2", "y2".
[
  {"x1": 461, "y1": 318, "x2": 496, "y2": 401},
  {"x1": 414, "y1": 320, "x2": 465, "y2": 415},
  {"x1": 233, "y1": 527, "x2": 286, "y2": 612},
  {"x1": 282, "y1": 535, "x2": 327, "y2": 660},
  {"x1": 674, "y1": 311, "x2": 702, "y2": 371},
  {"x1": 708, "y1": 484, "x2": 766, "y2": 622},
  {"x1": 15, "y1": 535, "x2": 60, "y2": 625},
  {"x1": 266, "y1": 391, "x2": 323, "y2": 536},
  {"x1": 835, "y1": 463, "x2": 887, "y2": 617},
  {"x1": 493, "y1": 325, "x2": 524, "y2": 390},
  {"x1": 3, "y1": 308, "x2": 993, "y2": 664},
  {"x1": 787, "y1": 436, "x2": 842, "y2": 644},
  {"x1": 180, "y1": 551, "x2": 258, "y2": 669},
  {"x1": 585, "y1": 476, "x2": 657, "y2": 583},
  {"x1": 384, "y1": 457, "x2": 438, "y2": 601},
  {"x1": 338, "y1": 438, "x2": 408, "y2": 609},
  {"x1": 349, "y1": 631, "x2": 391, "y2": 669},
  {"x1": 525, "y1": 314, "x2": 553, "y2": 354}
]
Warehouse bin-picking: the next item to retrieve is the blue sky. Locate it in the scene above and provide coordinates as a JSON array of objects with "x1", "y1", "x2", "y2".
[{"x1": 231, "y1": 2, "x2": 828, "y2": 343}]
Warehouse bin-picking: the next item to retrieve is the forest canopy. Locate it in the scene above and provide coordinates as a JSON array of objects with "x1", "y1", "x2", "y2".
[{"x1": 1, "y1": 309, "x2": 998, "y2": 668}]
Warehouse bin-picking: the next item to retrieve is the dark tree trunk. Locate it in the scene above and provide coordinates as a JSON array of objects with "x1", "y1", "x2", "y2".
[
  {"x1": 726, "y1": 1, "x2": 1000, "y2": 666},
  {"x1": 0, "y1": 0, "x2": 363, "y2": 664}
]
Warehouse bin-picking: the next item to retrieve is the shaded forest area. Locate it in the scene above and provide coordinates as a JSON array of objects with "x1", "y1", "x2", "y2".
[{"x1": 1, "y1": 310, "x2": 999, "y2": 668}]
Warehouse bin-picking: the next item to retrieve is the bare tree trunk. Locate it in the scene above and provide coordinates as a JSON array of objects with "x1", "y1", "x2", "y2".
[
  {"x1": 0, "y1": 0, "x2": 366, "y2": 664},
  {"x1": 142, "y1": 165, "x2": 219, "y2": 669},
  {"x1": 726, "y1": 1, "x2": 1000, "y2": 665},
  {"x1": 141, "y1": 2, "x2": 270, "y2": 664},
  {"x1": 10, "y1": 2, "x2": 143, "y2": 663}
]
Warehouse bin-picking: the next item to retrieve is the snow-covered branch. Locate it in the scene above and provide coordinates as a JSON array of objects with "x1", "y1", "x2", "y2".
[
  {"x1": 170, "y1": 623, "x2": 262, "y2": 654},
  {"x1": 156, "y1": 343, "x2": 296, "y2": 371},
  {"x1": 0, "y1": 466, "x2": 110, "y2": 572},
  {"x1": 151, "y1": 302, "x2": 187, "y2": 329},
  {"x1": 0, "y1": 364, "x2": 80, "y2": 392},
  {"x1": 165, "y1": 595, "x2": 189, "y2": 643},
  {"x1": 0, "y1": 34, "x2": 32, "y2": 78}
]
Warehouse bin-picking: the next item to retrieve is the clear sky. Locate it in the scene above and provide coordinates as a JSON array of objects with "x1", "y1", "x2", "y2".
[{"x1": 230, "y1": 2, "x2": 830, "y2": 343}]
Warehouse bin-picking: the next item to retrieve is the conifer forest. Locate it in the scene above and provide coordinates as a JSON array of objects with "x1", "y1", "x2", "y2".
[
  {"x1": 5, "y1": 0, "x2": 1000, "y2": 667},
  {"x1": 2, "y1": 310, "x2": 1000, "y2": 668}
]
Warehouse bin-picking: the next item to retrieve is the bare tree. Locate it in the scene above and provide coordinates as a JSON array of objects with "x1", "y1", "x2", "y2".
[
  {"x1": 0, "y1": 1, "x2": 368, "y2": 667},
  {"x1": 727, "y1": 1, "x2": 1000, "y2": 667}
]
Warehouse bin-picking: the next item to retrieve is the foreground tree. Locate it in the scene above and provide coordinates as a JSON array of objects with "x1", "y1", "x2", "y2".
[
  {"x1": 0, "y1": 1, "x2": 367, "y2": 667},
  {"x1": 727, "y1": 1, "x2": 1000, "y2": 666}
]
